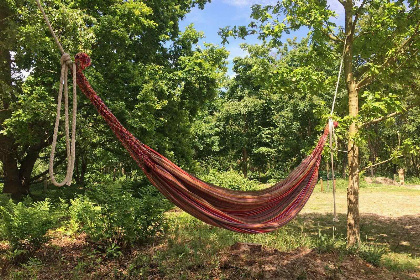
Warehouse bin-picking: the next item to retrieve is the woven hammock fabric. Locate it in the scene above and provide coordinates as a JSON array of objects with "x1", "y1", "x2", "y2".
[{"x1": 74, "y1": 53, "x2": 329, "y2": 233}]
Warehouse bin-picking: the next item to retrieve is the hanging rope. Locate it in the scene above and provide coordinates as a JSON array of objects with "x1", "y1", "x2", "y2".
[
  {"x1": 35, "y1": 0, "x2": 77, "y2": 186},
  {"x1": 329, "y1": 37, "x2": 347, "y2": 223},
  {"x1": 330, "y1": 37, "x2": 347, "y2": 116},
  {"x1": 329, "y1": 119, "x2": 339, "y2": 222}
]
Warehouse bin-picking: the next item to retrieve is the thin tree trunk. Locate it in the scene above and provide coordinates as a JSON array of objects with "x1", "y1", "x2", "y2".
[
  {"x1": 80, "y1": 155, "x2": 87, "y2": 186},
  {"x1": 412, "y1": 155, "x2": 419, "y2": 177},
  {"x1": 242, "y1": 147, "x2": 248, "y2": 178},
  {"x1": 345, "y1": 0, "x2": 361, "y2": 247}
]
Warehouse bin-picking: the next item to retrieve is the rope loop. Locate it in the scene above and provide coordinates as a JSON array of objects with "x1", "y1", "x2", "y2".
[
  {"x1": 35, "y1": 0, "x2": 78, "y2": 186},
  {"x1": 49, "y1": 55, "x2": 77, "y2": 187}
]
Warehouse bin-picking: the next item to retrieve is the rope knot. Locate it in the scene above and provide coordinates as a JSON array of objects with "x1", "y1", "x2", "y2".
[{"x1": 60, "y1": 53, "x2": 73, "y2": 66}]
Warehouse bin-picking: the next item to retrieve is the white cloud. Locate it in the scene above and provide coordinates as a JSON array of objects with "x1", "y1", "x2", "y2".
[
  {"x1": 221, "y1": 0, "x2": 278, "y2": 8},
  {"x1": 227, "y1": 45, "x2": 248, "y2": 61}
]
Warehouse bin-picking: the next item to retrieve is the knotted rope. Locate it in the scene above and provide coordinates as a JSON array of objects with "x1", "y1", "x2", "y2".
[
  {"x1": 49, "y1": 53, "x2": 77, "y2": 186},
  {"x1": 36, "y1": 0, "x2": 77, "y2": 186}
]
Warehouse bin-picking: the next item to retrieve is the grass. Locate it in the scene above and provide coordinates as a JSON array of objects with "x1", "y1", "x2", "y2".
[
  {"x1": 1, "y1": 179, "x2": 419, "y2": 279},
  {"x1": 108, "y1": 178, "x2": 419, "y2": 278},
  {"x1": 381, "y1": 252, "x2": 420, "y2": 272}
]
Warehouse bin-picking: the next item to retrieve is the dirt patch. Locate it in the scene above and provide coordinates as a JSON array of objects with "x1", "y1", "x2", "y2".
[
  {"x1": 364, "y1": 177, "x2": 398, "y2": 185},
  {"x1": 219, "y1": 242, "x2": 418, "y2": 280},
  {"x1": 407, "y1": 185, "x2": 420, "y2": 190}
]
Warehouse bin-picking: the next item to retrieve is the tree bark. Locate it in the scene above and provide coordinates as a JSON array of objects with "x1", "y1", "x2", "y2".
[
  {"x1": 1, "y1": 137, "x2": 22, "y2": 197},
  {"x1": 344, "y1": 0, "x2": 361, "y2": 247}
]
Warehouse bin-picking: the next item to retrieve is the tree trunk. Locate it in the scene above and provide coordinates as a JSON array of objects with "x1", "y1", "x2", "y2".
[
  {"x1": 345, "y1": 0, "x2": 361, "y2": 247},
  {"x1": 242, "y1": 147, "x2": 248, "y2": 178},
  {"x1": 1, "y1": 136, "x2": 46, "y2": 198},
  {"x1": 1, "y1": 137, "x2": 23, "y2": 198},
  {"x1": 0, "y1": 5, "x2": 24, "y2": 198},
  {"x1": 0, "y1": 5, "x2": 46, "y2": 199}
]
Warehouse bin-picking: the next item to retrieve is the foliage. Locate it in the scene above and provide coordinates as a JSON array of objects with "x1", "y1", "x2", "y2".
[
  {"x1": 0, "y1": 196, "x2": 62, "y2": 249},
  {"x1": 69, "y1": 182, "x2": 170, "y2": 246},
  {"x1": 199, "y1": 169, "x2": 260, "y2": 191},
  {"x1": 217, "y1": 0, "x2": 420, "y2": 181},
  {"x1": 193, "y1": 39, "x2": 334, "y2": 180},
  {"x1": 0, "y1": 0, "x2": 227, "y2": 197},
  {"x1": 347, "y1": 243, "x2": 387, "y2": 267}
]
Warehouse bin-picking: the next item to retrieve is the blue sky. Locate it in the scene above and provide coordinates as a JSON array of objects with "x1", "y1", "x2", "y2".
[{"x1": 179, "y1": 0, "x2": 345, "y2": 73}]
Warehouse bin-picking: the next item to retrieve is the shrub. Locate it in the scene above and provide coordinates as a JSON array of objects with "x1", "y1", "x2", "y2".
[
  {"x1": 0, "y1": 197, "x2": 59, "y2": 249},
  {"x1": 69, "y1": 183, "x2": 169, "y2": 246},
  {"x1": 346, "y1": 243, "x2": 387, "y2": 267},
  {"x1": 200, "y1": 169, "x2": 260, "y2": 191},
  {"x1": 315, "y1": 232, "x2": 341, "y2": 253}
]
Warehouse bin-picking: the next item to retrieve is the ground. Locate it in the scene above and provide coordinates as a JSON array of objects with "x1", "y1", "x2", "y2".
[{"x1": 1, "y1": 180, "x2": 419, "y2": 279}]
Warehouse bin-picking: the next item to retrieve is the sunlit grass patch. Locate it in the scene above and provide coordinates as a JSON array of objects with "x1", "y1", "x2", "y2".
[{"x1": 381, "y1": 252, "x2": 420, "y2": 272}]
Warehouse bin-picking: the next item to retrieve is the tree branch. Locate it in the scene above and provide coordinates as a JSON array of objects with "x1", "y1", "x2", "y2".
[
  {"x1": 30, "y1": 156, "x2": 66, "y2": 183},
  {"x1": 360, "y1": 105, "x2": 416, "y2": 127},
  {"x1": 351, "y1": 0, "x2": 369, "y2": 36},
  {"x1": 326, "y1": 32, "x2": 341, "y2": 42},
  {"x1": 363, "y1": 155, "x2": 403, "y2": 171},
  {"x1": 321, "y1": 20, "x2": 342, "y2": 42},
  {"x1": 357, "y1": 22, "x2": 420, "y2": 90}
]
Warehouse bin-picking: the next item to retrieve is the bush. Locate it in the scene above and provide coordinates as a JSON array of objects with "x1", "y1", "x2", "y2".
[
  {"x1": 0, "y1": 196, "x2": 59, "y2": 249},
  {"x1": 69, "y1": 182, "x2": 170, "y2": 246},
  {"x1": 200, "y1": 169, "x2": 260, "y2": 191},
  {"x1": 346, "y1": 243, "x2": 387, "y2": 267},
  {"x1": 406, "y1": 177, "x2": 420, "y2": 185}
]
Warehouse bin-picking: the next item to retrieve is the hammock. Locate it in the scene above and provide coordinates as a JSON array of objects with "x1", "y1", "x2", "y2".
[{"x1": 73, "y1": 53, "x2": 331, "y2": 233}]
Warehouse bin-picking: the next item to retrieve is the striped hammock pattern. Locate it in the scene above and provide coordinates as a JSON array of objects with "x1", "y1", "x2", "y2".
[{"x1": 74, "y1": 53, "x2": 329, "y2": 233}]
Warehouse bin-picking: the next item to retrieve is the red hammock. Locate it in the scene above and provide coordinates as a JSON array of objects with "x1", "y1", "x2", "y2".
[{"x1": 74, "y1": 53, "x2": 330, "y2": 233}]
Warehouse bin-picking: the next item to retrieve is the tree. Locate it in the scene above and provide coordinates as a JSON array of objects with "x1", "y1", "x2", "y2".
[
  {"x1": 193, "y1": 39, "x2": 335, "y2": 180},
  {"x1": 221, "y1": 0, "x2": 419, "y2": 246},
  {"x1": 0, "y1": 0, "x2": 227, "y2": 198}
]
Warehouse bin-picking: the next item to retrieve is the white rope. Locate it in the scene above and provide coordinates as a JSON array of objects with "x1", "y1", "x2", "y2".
[
  {"x1": 329, "y1": 37, "x2": 347, "y2": 223},
  {"x1": 49, "y1": 54, "x2": 77, "y2": 186},
  {"x1": 329, "y1": 119, "x2": 338, "y2": 222},
  {"x1": 35, "y1": 0, "x2": 65, "y2": 55},
  {"x1": 330, "y1": 37, "x2": 347, "y2": 116},
  {"x1": 35, "y1": 0, "x2": 77, "y2": 186}
]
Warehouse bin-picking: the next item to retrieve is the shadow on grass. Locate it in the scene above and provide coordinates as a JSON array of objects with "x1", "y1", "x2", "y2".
[
  {"x1": 290, "y1": 213, "x2": 420, "y2": 256},
  {"x1": 150, "y1": 210, "x2": 420, "y2": 279}
]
